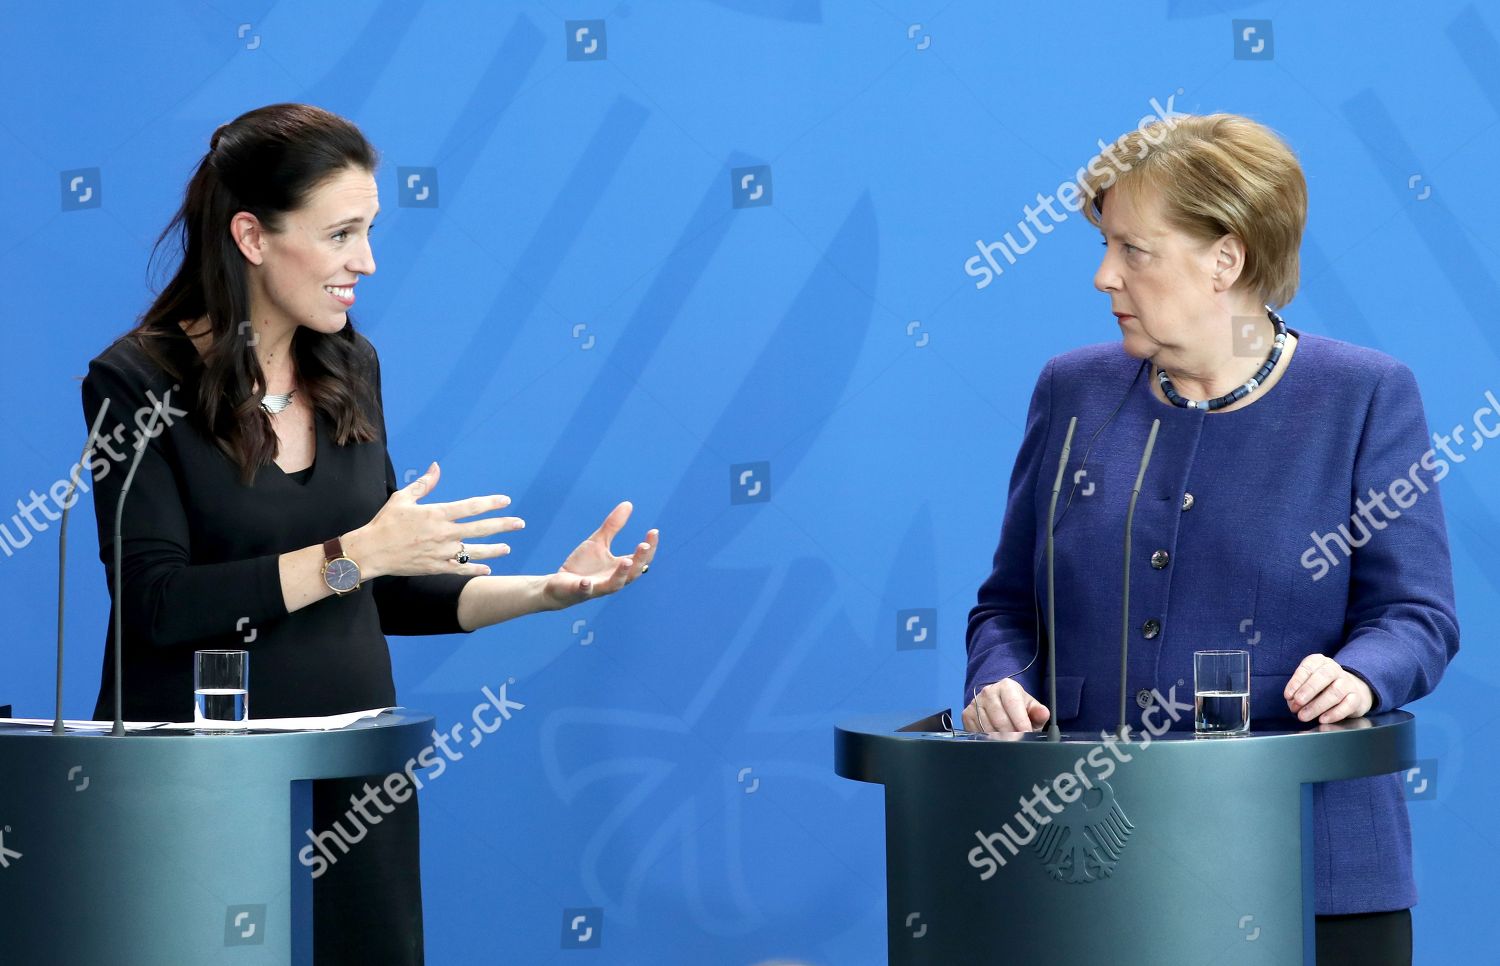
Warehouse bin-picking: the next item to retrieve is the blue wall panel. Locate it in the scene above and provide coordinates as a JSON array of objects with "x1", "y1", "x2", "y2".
[{"x1": 1, "y1": 2, "x2": 1495, "y2": 962}]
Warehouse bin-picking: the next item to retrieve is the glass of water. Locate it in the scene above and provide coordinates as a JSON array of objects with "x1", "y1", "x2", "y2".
[
  {"x1": 194, "y1": 649, "x2": 249, "y2": 732},
  {"x1": 1194, "y1": 649, "x2": 1250, "y2": 736}
]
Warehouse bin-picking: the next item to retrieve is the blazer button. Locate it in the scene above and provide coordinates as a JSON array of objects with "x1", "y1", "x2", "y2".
[
  {"x1": 1181, "y1": 492, "x2": 1195, "y2": 511},
  {"x1": 1135, "y1": 688, "x2": 1154, "y2": 710},
  {"x1": 1141, "y1": 618, "x2": 1161, "y2": 639},
  {"x1": 1150, "y1": 549, "x2": 1170, "y2": 569}
]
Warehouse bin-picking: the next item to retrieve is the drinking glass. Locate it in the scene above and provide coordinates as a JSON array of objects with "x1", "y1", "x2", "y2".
[
  {"x1": 1194, "y1": 649, "x2": 1249, "y2": 736},
  {"x1": 194, "y1": 649, "x2": 249, "y2": 732}
]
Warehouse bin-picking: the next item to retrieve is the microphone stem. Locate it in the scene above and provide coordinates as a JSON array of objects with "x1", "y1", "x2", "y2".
[
  {"x1": 112, "y1": 402, "x2": 167, "y2": 737},
  {"x1": 1045, "y1": 417, "x2": 1078, "y2": 742},
  {"x1": 1118, "y1": 419, "x2": 1160, "y2": 740},
  {"x1": 55, "y1": 402, "x2": 111, "y2": 736}
]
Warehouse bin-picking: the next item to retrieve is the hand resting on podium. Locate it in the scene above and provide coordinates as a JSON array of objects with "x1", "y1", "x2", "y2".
[
  {"x1": 1284, "y1": 653, "x2": 1374, "y2": 725},
  {"x1": 961, "y1": 678, "x2": 1051, "y2": 733}
]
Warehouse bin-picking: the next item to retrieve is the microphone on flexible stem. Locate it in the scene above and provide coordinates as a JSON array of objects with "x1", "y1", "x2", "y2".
[
  {"x1": 1116, "y1": 418, "x2": 1161, "y2": 740},
  {"x1": 1043, "y1": 416, "x2": 1079, "y2": 742},
  {"x1": 53, "y1": 401, "x2": 113, "y2": 735},
  {"x1": 110, "y1": 402, "x2": 169, "y2": 737}
]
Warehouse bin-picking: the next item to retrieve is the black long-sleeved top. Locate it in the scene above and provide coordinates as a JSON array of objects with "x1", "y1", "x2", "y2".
[{"x1": 81, "y1": 324, "x2": 476, "y2": 722}]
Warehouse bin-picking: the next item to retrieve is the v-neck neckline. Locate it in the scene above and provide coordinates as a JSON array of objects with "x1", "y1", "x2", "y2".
[{"x1": 271, "y1": 408, "x2": 320, "y2": 486}]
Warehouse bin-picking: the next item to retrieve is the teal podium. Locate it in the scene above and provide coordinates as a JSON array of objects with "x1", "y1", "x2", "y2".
[
  {"x1": 835, "y1": 709, "x2": 1415, "y2": 965},
  {"x1": 0, "y1": 710, "x2": 433, "y2": 965}
]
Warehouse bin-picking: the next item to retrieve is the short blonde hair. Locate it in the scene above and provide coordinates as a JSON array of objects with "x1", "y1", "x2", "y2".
[{"x1": 1079, "y1": 113, "x2": 1307, "y2": 308}]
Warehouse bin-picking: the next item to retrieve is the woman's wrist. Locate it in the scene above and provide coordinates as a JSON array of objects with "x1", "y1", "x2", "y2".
[
  {"x1": 340, "y1": 525, "x2": 385, "y2": 581},
  {"x1": 532, "y1": 573, "x2": 566, "y2": 612}
]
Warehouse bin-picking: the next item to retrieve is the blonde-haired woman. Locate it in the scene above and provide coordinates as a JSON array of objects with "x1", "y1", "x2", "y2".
[{"x1": 964, "y1": 113, "x2": 1457, "y2": 965}]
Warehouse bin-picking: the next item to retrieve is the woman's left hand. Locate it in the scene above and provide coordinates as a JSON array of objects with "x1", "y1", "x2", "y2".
[
  {"x1": 543, "y1": 502, "x2": 658, "y2": 608},
  {"x1": 1284, "y1": 654, "x2": 1374, "y2": 724}
]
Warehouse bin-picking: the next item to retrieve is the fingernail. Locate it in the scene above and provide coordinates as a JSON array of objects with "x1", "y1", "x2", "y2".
[{"x1": 481, "y1": 566, "x2": 492, "y2": 575}]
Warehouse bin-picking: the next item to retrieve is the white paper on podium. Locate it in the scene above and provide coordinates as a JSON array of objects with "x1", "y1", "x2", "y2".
[
  {"x1": 0, "y1": 707, "x2": 400, "y2": 733},
  {"x1": 0, "y1": 718, "x2": 167, "y2": 731},
  {"x1": 154, "y1": 707, "x2": 402, "y2": 732}
]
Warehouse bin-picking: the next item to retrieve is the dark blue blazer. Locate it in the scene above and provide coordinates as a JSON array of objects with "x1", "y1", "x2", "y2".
[{"x1": 966, "y1": 329, "x2": 1460, "y2": 914}]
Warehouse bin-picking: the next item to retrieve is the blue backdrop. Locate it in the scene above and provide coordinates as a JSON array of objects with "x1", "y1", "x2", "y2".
[{"x1": 1, "y1": 2, "x2": 1496, "y2": 962}]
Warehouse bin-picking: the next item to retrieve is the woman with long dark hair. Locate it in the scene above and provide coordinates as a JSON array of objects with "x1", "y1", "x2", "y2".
[{"x1": 81, "y1": 103, "x2": 658, "y2": 962}]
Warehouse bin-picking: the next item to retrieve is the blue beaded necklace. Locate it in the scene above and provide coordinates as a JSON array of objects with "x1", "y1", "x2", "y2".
[{"x1": 1157, "y1": 307, "x2": 1289, "y2": 411}]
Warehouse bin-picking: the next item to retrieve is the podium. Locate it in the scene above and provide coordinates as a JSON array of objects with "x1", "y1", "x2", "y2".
[
  {"x1": 0, "y1": 710, "x2": 433, "y2": 966},
  {"x1": 835, "y1": 708, "x2": 1414, "y2": 965}
]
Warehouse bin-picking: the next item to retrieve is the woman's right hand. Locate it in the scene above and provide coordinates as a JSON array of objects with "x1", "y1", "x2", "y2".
[
  {"x1": 345, "y1": 462, "x2": 524, "y2": 579},
  {"x1": 962, "y1": 678, "x2": 1052, "y2": 733}
]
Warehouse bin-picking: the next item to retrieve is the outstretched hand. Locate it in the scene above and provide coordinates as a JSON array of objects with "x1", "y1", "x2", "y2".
[{"x1": 543, "y1": 502, "x2": 658, "y2": 607}]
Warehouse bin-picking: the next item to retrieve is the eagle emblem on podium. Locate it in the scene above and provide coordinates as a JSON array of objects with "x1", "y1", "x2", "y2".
[{"x1": 1034, "y1": 779, "x2": 1134, "y2": 883}]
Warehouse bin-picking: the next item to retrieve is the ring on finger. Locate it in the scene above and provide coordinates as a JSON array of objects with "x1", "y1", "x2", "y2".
[{"x1": 455, "y1": 542, "x2": 470, "y2": 565}]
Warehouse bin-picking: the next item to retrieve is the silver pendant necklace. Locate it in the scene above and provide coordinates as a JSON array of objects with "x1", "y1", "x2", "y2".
[{"x1": 260, "y1": 389, "x2": 295, "y2": 415}]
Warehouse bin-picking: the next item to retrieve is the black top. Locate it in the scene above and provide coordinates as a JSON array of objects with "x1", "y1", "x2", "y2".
[{"x1": 81, "y1": 324, "x2": 476, "y2": 722}]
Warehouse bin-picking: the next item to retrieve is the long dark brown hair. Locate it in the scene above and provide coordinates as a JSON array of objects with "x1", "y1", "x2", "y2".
[{"x1": 128, "y1": 103, "x2": 380, "y2": 485}]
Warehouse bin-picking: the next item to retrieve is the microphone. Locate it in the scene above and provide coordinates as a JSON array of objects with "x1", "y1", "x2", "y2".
[
  {"x1": 1116, "y1": 419, "x2": 1161, "y2": 740},
  {"x1": 53, "y1": 400, "x2": 113, "y2": 735},
  {"x1": 110, "y1": 400, "x2": 170, "y2": 737},
  {"x1": 1042, "y1": 416, "x2": 1079, "y2": 741}
]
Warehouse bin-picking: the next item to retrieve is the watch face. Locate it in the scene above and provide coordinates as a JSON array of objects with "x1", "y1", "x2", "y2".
[{"x1": 325, "y1": 557, "x2": 360, "y2": 593}]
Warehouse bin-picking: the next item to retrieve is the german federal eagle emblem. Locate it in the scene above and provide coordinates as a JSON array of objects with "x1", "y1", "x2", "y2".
[{"x1": 1034, "y1": 780, "x2": 1134, "y2": 883}]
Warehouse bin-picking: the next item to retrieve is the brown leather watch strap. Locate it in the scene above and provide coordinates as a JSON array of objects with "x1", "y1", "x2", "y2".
[{"x1": 323, "y1": 537, "x2": 343, "y2": 561}]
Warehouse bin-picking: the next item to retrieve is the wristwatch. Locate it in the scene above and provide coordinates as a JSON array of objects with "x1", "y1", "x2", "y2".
[{"x1": 321, "y1": 537, "x2": 363, "y2": 595}]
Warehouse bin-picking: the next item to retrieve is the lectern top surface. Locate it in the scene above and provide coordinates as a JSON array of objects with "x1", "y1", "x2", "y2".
[
  {"x1": 836, "y1": 708, "x2": 1413, "y2": 745},
  {"x1": 835, "y1": 708, "x2": 1416, "y2": 787},
  {"x1": 0, "y1": 707, "x2": 433, "y2": 740}
]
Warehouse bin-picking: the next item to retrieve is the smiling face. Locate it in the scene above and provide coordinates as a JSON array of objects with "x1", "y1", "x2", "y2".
[
  {"x1": 1092, "y1": 183, "x2": 1236, "y2": 368},
  {"x1": 244, "y1": 165, "x2": 378, "y2": 335}
]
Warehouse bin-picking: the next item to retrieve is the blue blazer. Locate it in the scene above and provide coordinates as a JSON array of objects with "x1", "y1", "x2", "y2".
[{"x1": 965, "y1": 329, "x2": 1460, "y2": 914}]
